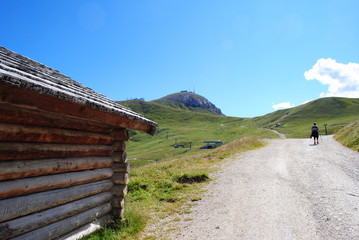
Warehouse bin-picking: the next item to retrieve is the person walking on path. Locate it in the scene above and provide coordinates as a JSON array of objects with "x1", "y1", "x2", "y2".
[{"x1": 311, "y1": 122, "x2": 320, "y2": 145}]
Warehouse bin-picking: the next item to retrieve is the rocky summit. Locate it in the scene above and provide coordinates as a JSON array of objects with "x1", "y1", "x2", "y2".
[{"x1": 152, "y1": 91, "x2": 224, "y2": 115}]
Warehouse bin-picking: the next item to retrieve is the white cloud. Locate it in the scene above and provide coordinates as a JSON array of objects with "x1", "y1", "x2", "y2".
[
  {"x1": 272, "y1": 102, "x2": 295, "y2": 111},
  {"x1": 304, "y1": 58, "x2": 359, "y2": 98}
]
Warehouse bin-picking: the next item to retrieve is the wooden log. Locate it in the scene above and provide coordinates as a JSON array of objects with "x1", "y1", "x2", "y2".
[
  {"x1": 111, "y1": 196, "x2": 125, "y2": 209},
  {"x1": 112, "y1": 141, "x2": 126, "y2": 151},
  {"x1": 111, "y1": 128, "x2": 129, "y2": 141},
  {"x1": 0, "y1": 168, "x2": 113, "y2": 199},
  {"x1": 56, "y1": 214, "x2": 112, "y2": 240},
  {"x1": 0, "y1": 142, "x2": 113, "y2": 161},
  {"x1": 0, "y1": 102, "x2": 114, "y2": 133},
  {"x1": 112, "y1": 207, "x2": 125, "y2": 219},
  {"x1": 11, "y1": 203, "x2": 112, "y2": 240},
  {"x1": 0, "y1": 192, "x2": 112, "y2": 239},
  {"x1": 111, "y1": 172, "x2": 129, "y2": 185},
  {"x1": 112, "y1": 150, "x2": 127, "y2": 163},
  {"x1": 0, "y1": 180, "x2": 113, "y2": 223},
  {"x1": 0, "y1": 122, "x2": 114, "y2": 144},
  {"x1": 0, "y1": 157, "x2": 112, "y2": 181},
  {"x1": 111, "y1": 185, "x2": 128, "y2": 197},
  {"x1": 112, "y1": 162, "x2": 130, "y2": 173},
  {"x1": 0, "y1": 84, "x2": 156, "y2": 134}
]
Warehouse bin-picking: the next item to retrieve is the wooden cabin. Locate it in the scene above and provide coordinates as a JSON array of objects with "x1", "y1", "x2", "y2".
[{"x1": 0, "y1": 46, "x2": 157, "y2": 239}]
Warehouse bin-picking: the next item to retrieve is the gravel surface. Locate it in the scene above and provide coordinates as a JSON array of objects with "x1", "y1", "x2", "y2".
[{"x1": 168, "y1": 136, "x2": 359, "y2": 240}]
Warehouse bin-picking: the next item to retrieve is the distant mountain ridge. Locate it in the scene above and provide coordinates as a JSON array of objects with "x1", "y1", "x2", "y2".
[{"x1": 152, "y1": 91, "x2": 224, "y2": 115}]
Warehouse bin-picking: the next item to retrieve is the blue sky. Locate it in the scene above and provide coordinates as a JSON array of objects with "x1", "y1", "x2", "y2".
[{"x1": 2, "y1": 0, "x2": 359, "y2": 117}]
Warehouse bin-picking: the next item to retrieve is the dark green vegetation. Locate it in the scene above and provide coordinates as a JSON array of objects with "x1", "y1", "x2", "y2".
[{"x1": 253, "y1": 97, "x2": 359, "y2": 138}]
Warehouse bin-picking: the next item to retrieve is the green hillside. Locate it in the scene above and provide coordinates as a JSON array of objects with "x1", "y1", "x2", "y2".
[
  {"x1": 120, "y1": 97, "x2": 359, "y2": 164},
  {"x1": 334, "y1": 120, "x2": 359, "y2": 151},
  {"x1": 86, "y1": 96, "x2": 359, "y2": 239},
  {"x1": 119, "y1": 100, "x2": 277, "y2": 166},
  {"x1": 253, "y1": 97, "x2": 359, "y2": 138}
]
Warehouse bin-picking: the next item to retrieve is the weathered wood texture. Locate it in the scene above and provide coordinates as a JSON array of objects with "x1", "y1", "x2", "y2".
[
  {"x1": 0, "y1": 180, "x2": 113, "y2": 223},
  {"x1": 111, "y1": 172, "x2": 130, "y2": 185},
  {"x1": 0, "y1": 142, "x2": 114, "y2": 161},
  {"x1": 0, "y1": 122, "x2": 114, "y2": 144},
  {"x1": 0, "y1": 192, "x2": 112, "y2": 239},
  {"x1": 110, "y1": 139, "x2": 129, "y2": 219},
  {"x1": 113, "y1": 162, "x2": 130, "y2": 173},
  {"x1": 0, "y1": 83, "x2": 155, "y2": 134},
  {"x1": 0, "y1": 103, "x2": 114, "y2": 133},
  {"x1": 0, "y1": 86, "x2": 131, "y2": 238},
  {"x1": 112, "y1": 150, "x2": 127, "y2": 162},
  {"x1": 110, "y1": 185, "x2": 128, "y2": 197},
  {"x1": 11, "y1": 203, "x2": 112, "y2": 240},
  {"x1": 0, "y1": 157, "x2": 112, "y2": 181},
  {"x1": 0, "y1": 168, "x2": 113, "y2": 199}
]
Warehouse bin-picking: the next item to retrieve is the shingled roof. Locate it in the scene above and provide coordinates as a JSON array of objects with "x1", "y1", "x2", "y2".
[{"x1": 0, "y1": 46, "x2": 157, "y2": 135}]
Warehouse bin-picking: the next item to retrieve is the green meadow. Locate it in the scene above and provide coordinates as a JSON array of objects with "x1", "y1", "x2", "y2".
[
  {"x1": 120, "y1": 100, "x2": 277, "y2": 167},
  {"x1": 84, "y1": 96, "x2": 359, "y2": 239}
]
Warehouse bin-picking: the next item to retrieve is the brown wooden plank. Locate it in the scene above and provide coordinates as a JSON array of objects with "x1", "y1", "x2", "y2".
[
  {"x1": 0, "y1": 122, "x2": 114, "y2": 144},
  {"x1": 11, "y1": 203, "x2": 112, "y2": 240},
  {"x1": 0, "y1": 157, "x2": 112, "y2": 181},
  {"x1": 0, "y1": 102, "x2": 114, "y2": 134},
  {"x1": 0, "y1": 180, "x2": 113, "y2": 223},
  {"x1": 0, "y1": 84, "x2": 155, "y2": 134},
  {"x1": 0, "y1": 168, "x2": 113, "y2": 199},
  {"x1": 0, "y1": 142, "x2": 113, "y2": 161},
  {"x1": 0, "y1": 192, "x2": 112, "y2": 239}
]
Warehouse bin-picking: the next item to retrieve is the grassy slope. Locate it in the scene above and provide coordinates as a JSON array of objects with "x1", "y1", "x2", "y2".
[
  {"x1": 253, "y1": 97, "x2": 359, "y2": 138},
  {"x1": 120, "y1": 100, "x2": 277, "y2": 166},
  {"x1": 334, "y1": 120, "x2": 359, "y2": 151}
]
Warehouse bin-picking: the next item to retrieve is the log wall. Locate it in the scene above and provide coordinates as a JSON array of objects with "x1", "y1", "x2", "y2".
[{"x1": 0, "y1": 91, "x2": 130, "y2": 239}]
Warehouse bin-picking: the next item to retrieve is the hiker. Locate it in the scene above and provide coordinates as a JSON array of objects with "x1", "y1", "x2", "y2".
[{"x1": 310, "y1": 123, "x2": 320, "y2": 145}]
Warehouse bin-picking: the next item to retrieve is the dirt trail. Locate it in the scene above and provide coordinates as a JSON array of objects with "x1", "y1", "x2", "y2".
[{"x1": 168, "y1": 136, "x2": 359, "y2": 239}]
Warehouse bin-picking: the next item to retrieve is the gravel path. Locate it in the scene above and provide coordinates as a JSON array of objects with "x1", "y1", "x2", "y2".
[{"x1": 169, "y1": 136, "x2": 359, "y2": 240}]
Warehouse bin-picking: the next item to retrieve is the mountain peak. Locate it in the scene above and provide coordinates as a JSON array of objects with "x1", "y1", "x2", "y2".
[{"x1": 152, "y1": 91, "x2": 224, "y2": 115}]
